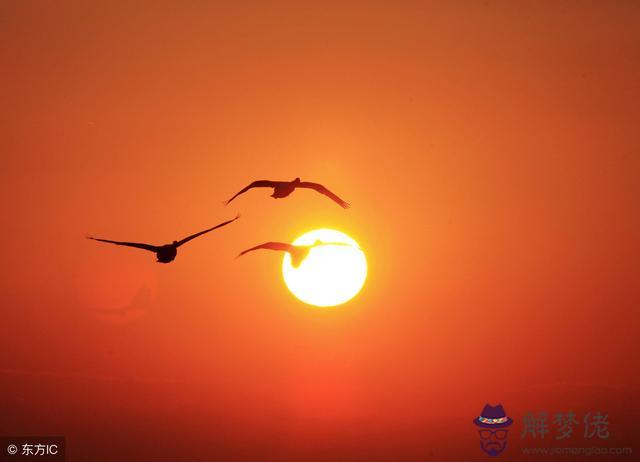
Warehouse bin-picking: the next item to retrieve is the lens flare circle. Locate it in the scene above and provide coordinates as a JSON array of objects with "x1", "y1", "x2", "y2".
[{"x1": 282, "y1": 229, "x2": 367, "y2": 307}]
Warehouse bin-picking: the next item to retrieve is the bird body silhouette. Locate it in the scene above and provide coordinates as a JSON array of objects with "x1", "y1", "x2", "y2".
[
  {"x1": 225, "y1": 178, "x2": 350, "y2": 208},
  {"x1": 237, "y1": 240, "x2": 352, "y2": 267},
  {"x1": 87, "y1": 215, "x2": 239, "y2": 263}
]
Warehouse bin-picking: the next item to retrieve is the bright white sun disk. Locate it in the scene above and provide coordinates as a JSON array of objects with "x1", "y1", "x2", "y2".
[{"x1": 282, "y1": 229, "x2": 367, "y2": 307}]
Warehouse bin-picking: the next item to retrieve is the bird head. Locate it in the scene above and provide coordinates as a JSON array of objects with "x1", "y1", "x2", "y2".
[{"x1": 293, "y1": 177, "x2": 301, "y2": 184}]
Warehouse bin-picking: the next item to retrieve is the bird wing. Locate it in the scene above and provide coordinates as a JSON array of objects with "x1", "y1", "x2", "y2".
[
  {"x1": 297, "y1": 182, "x2": 350, "y2": 208},
  {"x1": 237, "y1": 242, "x2": 293, "y2": 258},
  {"x1": 175, "y1": 214, "x2": 240, "y2": 247},
  {"x1": 86, "y1": 236, "x2": 159, "y2": 253},
  {"x1": 225, "y1": 180, "x2": 281, "y2": 205}
]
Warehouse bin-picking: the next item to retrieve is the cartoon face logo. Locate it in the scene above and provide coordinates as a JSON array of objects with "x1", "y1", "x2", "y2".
[{"x1": 473, "y1": 404, "x2": 514, "y2": 457}]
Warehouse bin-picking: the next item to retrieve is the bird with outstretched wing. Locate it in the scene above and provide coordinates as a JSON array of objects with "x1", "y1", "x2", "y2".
[
  {"x1": 224, "y1": 180, "x2": 280, "y2": 205},
  {"x1": 225, "y1": 177, "x2": 350, "y2": 208},
  {"x1": 86, "y1": 237, "x2": 160, "y2": 253},
  {"x1": 237, "y1": 240, "x2": 352, "y2": 267},
  {"x1": 297, "y1": 181, "x2": 350, "y2": 208},
  {"x1": 87, "y1": 214, "x2": 239, "y2": 263}
]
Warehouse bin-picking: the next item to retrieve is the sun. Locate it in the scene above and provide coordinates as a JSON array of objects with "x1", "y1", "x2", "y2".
[{"x1": 282, "y1": 229, "x2": 367, "y2": 307}]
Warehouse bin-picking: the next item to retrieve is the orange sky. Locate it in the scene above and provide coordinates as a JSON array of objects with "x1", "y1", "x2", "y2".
[{"x1": 1, "y1": 1, "x2": 639, "y2": 460}]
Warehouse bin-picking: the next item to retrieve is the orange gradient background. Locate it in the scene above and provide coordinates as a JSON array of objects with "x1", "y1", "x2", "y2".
[{"x1": 1, "y1": 1, "x2": 638, "y2": 460}]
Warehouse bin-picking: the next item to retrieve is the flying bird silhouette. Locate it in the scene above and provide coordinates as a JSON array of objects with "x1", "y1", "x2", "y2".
[
  {"x1": 237, "y1": 240, "x2": 353, "y2": 267},
  {"x1": 87, "y1": 214, "x2": 239, "y2": 263},
  {"x1": 225, "y1": 178, "x2": 350, "y2": 208}
]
